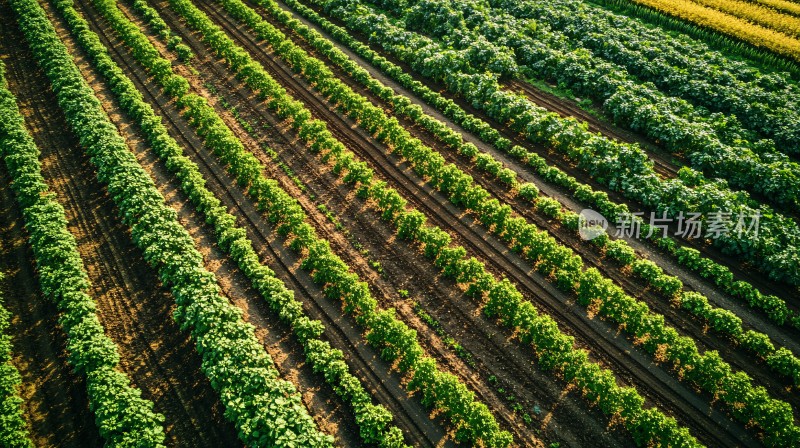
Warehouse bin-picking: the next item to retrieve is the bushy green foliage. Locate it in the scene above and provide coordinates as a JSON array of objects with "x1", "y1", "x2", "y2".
[
  {"x1": 318, "y1": 0, "x2": 800, "y2": 287},
  {"x1": 0, "y1": 269, "x2": 32, "y2": 448},
  {"x1": 188, "y1": 0, "x2": 711, "y2": 445},
  {"x1": 0, "y1": 50, "x2": 164, "y2": 446},
  {"x1": 119, "y1": 0, "x2": 515, "y2": 443},
  {"x1": 275, "y1": 0, "x2": 800, "y2": 342}
]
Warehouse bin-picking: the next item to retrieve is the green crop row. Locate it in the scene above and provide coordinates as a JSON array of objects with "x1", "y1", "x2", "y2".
[{"x1": 202, "y1": 0, "x2": 799, "y2": 444}]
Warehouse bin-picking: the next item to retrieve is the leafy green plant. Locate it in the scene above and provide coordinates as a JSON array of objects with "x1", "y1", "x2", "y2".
[{"x1": 276, "y1": 0, "x2": 799, "y2": 334}]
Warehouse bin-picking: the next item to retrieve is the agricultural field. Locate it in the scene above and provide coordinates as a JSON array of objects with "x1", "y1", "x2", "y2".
[{"x1": 0, "y1": 0, "x2": 798, "y2": 446}]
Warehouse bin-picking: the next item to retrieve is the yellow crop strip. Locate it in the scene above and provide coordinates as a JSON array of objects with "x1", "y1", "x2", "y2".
[
  {"x1": 754, "y1": 0, "x2": 800, "y2": 17},
  {"x1": 627, "y1": 0, "x2": 800, "y2": 61},
  {"x1": 691, "y1": 0, "x2": 800, "y2": 37}
]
